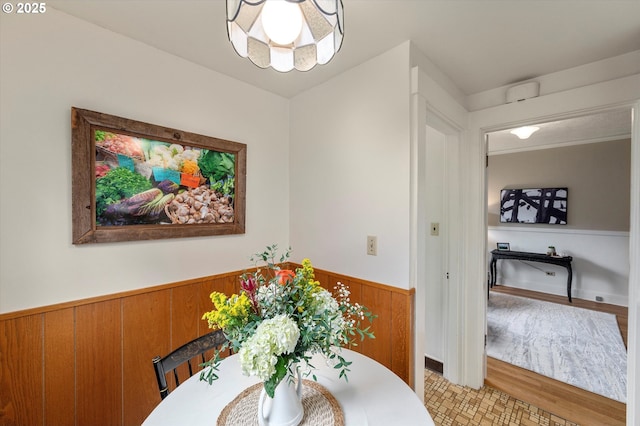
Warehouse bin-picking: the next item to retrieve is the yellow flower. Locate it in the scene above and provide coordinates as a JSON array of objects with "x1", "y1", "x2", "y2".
[
  {"x1": 301, "y1": 259, "x2": 320, "y2": 290},
  {"x1": 301, "y1": 258, "x2": 314, "y2": 276},
  {"x1": 211, "y1": 292, "x2": 228, "y2": 309},
  {"x1": 202, "y1": 292, "x2": 251, "y2": 330}
]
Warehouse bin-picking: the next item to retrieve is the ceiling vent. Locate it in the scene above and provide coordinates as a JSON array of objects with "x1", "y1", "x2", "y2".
[{"x1": 506, "y1": 81, "x2": 540, "y2": 103}]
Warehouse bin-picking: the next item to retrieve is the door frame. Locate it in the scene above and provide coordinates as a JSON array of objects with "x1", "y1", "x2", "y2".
[
  {"x1": 410, "y1": 67, "x2": 467, "y2": 397},
  {"x1": 412, "y1": 66, "x2": 639, "y2": 424},
  {"x1": 470, "y1": 98, "x2": 640, "y2": 423}
]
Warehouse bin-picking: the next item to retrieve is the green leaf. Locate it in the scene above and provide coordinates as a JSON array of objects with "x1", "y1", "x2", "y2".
[
  {"x1": 95, "y1": 168, "x2": 152, "y2": 217},
  {"x1": 198, "y1": 347, "x2": 228, "y2": 385},
  {"x1": 198, "y1": 150, "x2": 235, "y2": 182},
  {"x1": 263, "y1": 357, "x2": 289, "y2": 398}
]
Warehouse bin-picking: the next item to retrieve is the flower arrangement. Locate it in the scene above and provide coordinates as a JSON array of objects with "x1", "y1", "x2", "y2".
[{"x1": 200, "y1": 245, "x2": 375, "y2": 397}]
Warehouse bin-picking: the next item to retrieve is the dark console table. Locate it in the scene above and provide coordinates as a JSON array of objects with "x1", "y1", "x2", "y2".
[{"x1": 489, "y1": 249, "x2": 574, "y2": 302}]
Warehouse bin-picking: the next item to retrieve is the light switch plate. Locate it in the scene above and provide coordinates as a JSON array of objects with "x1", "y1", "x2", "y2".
[{"x1": 367, "y1": 236, "x2": 377, "y2": 255}]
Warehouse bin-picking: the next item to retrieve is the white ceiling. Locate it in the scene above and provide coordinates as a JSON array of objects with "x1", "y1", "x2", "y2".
[
  {"x1": 488, "y1": 108, "x2": 633, "y2": 154},
  {"x1": 48, "y1": 1, "x2": 639, "y2": 145},
  {"x1": 48, "y1": 0, "x2": 640, "y2": 99}
]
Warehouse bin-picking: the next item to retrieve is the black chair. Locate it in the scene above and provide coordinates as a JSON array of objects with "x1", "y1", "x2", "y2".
[{"x1": 152, "y1": 329, "x2": 227, "y2": 399}]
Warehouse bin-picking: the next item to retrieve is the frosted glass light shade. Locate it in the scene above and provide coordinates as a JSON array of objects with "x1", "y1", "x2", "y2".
[
  {"x1": 510, "y1": 126, "x2": 540, "y2": 139},
  {"x1": 226, "y1": 0, "x2": 344, "y2": 72},
  {"x1": 261, "y1": 1, "x2": 304, "y2": 45}
]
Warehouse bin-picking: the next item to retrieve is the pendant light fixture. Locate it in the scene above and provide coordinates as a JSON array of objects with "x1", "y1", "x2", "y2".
[{"x1": 226, "y1": 0, "x2": 344, "y2": 72}]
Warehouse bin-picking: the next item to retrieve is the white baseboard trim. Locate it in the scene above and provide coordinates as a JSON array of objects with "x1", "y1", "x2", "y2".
[{"x1": 498, "y1": 282, "x2": 628, "y2": 307}]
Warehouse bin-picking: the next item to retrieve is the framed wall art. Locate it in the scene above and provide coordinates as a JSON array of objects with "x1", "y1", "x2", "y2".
[
  {"x1": 499, "y1": 187, "x2": 567, "y2": 225},
  {"x1": 496, "y1": 242, "x2": 510, "y2": 251},
  {"x1": 71, "y1": 107, "x2": 246, "y2": 244}
]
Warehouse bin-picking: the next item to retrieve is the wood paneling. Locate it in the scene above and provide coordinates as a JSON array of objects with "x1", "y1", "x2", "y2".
[
  {"x1": 0, "y1": 315, "x2": 43, "y2": 426},
  {"x1": 44, "y1": 308, "x2": 75, "y2": 426},
  {"x1": 391, "y1": 291, "x2": 413, "y2": 387},
  {"x1": 198, "y1": 277, "x2": 219, "y2": 337},
  {"x1": 76, "y1": 300, "x2": 122, "y2": 426},
  {"x1": 361, "y1": 284, "x2": 393, "y2": 366},
  {"x1": 123, "y1": 291, "x2": 171, "y2": 425},
  {"x1": 171, "y1": 283, "x2": 201, "y2": 391},
  {"x1": 172, "y1": 284, "x2": 200, "y2": 345},
  {"x1": 0, "y1": 267, "x2": 413, "y2": 425},
  {"x1": 316, "y1": 267, "x2": 414, "y2": 386}
]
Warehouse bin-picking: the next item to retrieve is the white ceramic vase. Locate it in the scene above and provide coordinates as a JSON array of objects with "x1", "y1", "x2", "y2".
[{"x1": 257, "y1": 369, "x2": 303, "y2": 426}]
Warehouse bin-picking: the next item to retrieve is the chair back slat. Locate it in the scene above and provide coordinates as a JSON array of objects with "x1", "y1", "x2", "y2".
[
  {"x1": 152, "y1": 330, "x2": 227, "y2": 400},
  {"x1": 173, "y1": 369, "x2": 180, "y2": 387}
]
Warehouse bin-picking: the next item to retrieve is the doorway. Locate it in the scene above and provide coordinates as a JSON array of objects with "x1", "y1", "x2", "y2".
[
  {"x1": 421, "y1": 115, "x2": 462, "y2": 384},
  {"x1": 423, "y1": 125, "x2": 447, "y2": 375},
  {"x1": 484, "y1": 108, "x2": 633, "y2": 422},
  {"x1": 411, "y1": 93, "x2": 464, "y2": 399}
]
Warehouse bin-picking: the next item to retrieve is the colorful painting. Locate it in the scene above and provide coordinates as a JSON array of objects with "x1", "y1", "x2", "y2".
[
  {"x1": 72, "y1": 108, "x2": 246, "y2": 244},
  {"x1": 95, "y1": 132, "x2": 236, "y2": 226}
]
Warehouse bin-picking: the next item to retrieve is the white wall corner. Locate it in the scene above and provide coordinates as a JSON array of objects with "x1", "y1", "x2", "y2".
[{"x1": 410, "y1": 43, "x2": 467, "y2": 107}]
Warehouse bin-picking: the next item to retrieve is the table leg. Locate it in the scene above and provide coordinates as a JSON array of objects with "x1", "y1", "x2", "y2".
[
  {"x1": 487, "y1": 259, "x2": 491, "y2": 298},
  {"x1": 491, "y1": 259, "x2": 498, "y2": 287},
  {"x1": 491, "y1": 258, "x2": 497, "y2": 287},
  {"x1": 566, "y1": 265, "x2": 573, "y2": 303}
]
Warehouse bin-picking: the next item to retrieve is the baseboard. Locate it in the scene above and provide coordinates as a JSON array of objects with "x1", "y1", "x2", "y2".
[
  {"x1": 498, "y1": 282, "x2": 628, "y2": 307},
  {"x1": 575, "y1": 288, "x2": 628, "y2": 307},
  {"x1": 425, "y1": 356, "x2": 443, "y2": 374}
]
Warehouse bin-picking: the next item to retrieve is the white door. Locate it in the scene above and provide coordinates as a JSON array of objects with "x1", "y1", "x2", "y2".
[
  {"x1": 423, "y1": 118, "x2": 462, "y2": 385},
  {"x1": 424, "y1": 124, "x2": 446, "y2": 366}
]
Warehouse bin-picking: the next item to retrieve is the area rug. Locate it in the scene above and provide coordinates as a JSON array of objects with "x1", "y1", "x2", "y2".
[{"x1": 487, "y1": 292, "x2": 627, "y2": 403}]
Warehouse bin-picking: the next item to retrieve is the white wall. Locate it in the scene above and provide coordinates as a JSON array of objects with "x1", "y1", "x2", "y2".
[
  {"x1": 0, "y1": 9, "x2": 290, "y2": 313},
  {"x1": 288, "y1": 42, "x2": 412, "y2": 288},
  {"x1": 488, "y1": 227, "x2": 629, "y2": 305}
]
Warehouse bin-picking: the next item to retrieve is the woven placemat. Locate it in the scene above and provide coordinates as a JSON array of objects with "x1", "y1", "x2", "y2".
[{"x1": 217, "y1": 380, "x2": 344, "y2": 426}]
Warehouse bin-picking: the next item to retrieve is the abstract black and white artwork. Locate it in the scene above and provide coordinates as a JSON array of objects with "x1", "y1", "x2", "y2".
[{"x1": 500, "y1": 188, "x2": 567, "y2": 224}]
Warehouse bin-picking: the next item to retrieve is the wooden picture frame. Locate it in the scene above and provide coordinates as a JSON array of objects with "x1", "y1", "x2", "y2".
[{"x1": 71, "y1": 107, "x2": 246, "y2": 244}]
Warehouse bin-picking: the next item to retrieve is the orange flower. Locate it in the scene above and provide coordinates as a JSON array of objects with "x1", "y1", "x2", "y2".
[{"x1": 275, "y1": 270, "x2": 295, "y2": 285}]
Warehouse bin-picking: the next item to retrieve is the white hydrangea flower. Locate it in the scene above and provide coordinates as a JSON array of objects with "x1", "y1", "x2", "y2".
[
  {"x1": 261, "y1": 314, "x2": 300, "y2": 354},
  {"x1": 238, "y1": 314, "x2": 300, "y2": 380}
]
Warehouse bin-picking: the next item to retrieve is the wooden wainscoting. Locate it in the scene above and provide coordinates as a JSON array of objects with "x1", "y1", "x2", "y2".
[
  {"x1": 309, "y1": 266, "x2": 415, "y2": 389},
  {"x1": 0, "y1": 268, "x2": 413, "y2": 426}
]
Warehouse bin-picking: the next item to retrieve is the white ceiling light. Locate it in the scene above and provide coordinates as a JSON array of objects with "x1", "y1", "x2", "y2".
[
  {"x1": 226, "y1": 0, "x2": 344, "y2": 72},
  {"x1": 261, "y1": 1, "x2": 304, "y2": 45},
  {"x1": 510, "y1": 126, "x2": 540, "y2": 139}
]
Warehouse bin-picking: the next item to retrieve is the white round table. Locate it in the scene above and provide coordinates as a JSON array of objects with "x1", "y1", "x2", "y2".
[{"x1": 143, "y1": 348, "x2": 434, "y2": 426}]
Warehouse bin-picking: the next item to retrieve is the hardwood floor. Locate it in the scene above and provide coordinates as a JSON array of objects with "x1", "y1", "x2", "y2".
[{"x1": 486, "y1": 286, "x2": 628, "y2": 426}]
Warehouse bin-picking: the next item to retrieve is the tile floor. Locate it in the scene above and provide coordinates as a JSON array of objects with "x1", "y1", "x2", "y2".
[{"x1": 424, "y1": 370, "x2": 580, "y2": 426}]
